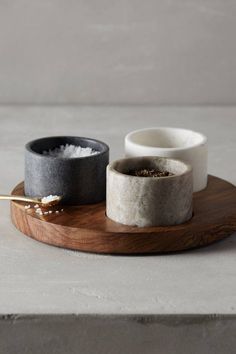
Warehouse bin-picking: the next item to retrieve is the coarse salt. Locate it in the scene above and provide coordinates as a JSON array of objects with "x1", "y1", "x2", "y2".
[
  {"x1": 41, "y1": 195, "x2": 59, "y2": 204},
  {"x1": 25, "y1": 196, "x2": 64, "y2": 216},
  {"x1": 42, "y1": 144, "x2": 99, "y2": 158}
]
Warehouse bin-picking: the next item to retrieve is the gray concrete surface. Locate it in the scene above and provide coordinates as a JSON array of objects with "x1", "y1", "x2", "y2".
[
  {"x1": 0, "y1": 105, "x2": 236, "y2": 353},
  {"x1": 0, "y1": 1, "x2": 236, "y2": 105},
  {"x1": 1, "y1": 315, "x2": 236, "y2": 354}
]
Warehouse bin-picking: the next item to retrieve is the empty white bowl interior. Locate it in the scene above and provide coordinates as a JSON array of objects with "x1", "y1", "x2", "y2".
[{"x1": 127, "y1": 128, "x2": 206, "y2": 149}]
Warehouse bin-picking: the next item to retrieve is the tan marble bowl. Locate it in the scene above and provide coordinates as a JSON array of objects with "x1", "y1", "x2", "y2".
[{"x1": 106, "y1": 156, "x2": 193, "y2": 227}]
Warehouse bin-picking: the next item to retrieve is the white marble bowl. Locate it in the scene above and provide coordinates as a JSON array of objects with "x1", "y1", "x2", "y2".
[
  {"x1": 125, "y1": 127, "x2": 208, "y2": 192},
  {"x1": 106, "y1": 156, "x2": 193, "y2": 227}
]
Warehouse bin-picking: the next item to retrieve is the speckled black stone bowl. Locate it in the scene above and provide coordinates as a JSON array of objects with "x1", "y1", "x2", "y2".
[{"x1": 24, "y1": 136, "x2": 109, "y2": 205}]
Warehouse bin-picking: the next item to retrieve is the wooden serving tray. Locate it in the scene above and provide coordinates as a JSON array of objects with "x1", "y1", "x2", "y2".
[{"x1": 11, "y1": 176, "x2": 236, "y2": 254}]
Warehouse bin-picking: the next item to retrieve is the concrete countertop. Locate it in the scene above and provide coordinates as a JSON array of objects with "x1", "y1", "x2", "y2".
[{"x1": 0, "y1": 105, "x2": 236, "y2": 353}]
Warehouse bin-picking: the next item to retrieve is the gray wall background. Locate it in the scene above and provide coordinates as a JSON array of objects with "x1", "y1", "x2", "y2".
[{"x1": 0, "y1": 0, "x2": 235, "y2": 105}]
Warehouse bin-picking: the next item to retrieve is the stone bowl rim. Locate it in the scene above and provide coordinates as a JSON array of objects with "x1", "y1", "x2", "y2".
[
  {"x1": 25, "y1": 136, "x2": 109, "y2": 161},
  {"x1": 107, "y1": 156, "x2": 193, "y2": 181},
  {"x1": 125, "y1": 127, "x2": 207, "y2": 152}
]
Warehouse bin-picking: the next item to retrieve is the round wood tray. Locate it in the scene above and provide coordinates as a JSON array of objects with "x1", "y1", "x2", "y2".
[{"x1": 11, "y1": 175, "x2": 236, "y2": 254}]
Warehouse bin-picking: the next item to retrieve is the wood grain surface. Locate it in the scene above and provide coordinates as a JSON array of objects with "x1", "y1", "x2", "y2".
[{"x1": 10, "y1": 176, "x2": 236, "y2": 254}]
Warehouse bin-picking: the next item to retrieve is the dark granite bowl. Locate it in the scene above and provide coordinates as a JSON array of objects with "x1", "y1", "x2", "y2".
[{"x1": 25, "y1": 136, "x2": 109, "y2": 205}]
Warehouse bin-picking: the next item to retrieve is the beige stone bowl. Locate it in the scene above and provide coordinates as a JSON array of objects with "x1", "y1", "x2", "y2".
[{"x1": 106, "y1": 156, "x2": 193, "y2": 227}]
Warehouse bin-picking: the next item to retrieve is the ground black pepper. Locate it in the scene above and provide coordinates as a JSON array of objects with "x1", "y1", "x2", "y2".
[{"x1": 127, "y1": 169, "x2": 174, "y2": 177}]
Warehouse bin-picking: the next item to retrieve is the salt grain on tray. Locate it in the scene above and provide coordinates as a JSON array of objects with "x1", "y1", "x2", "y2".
[
  {"x1": 25, "y1": 194, "x2": 64, "y2": 216},
  {"x1": 43, "y1": 144, "x2": 99, "y2": 158},
  {"x1": 33, "y1": 206, "x2": 64, "y2": 216}
]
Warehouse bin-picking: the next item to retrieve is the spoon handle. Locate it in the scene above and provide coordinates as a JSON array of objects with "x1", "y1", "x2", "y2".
[{"x1": 0, "y1": 195, "x2": 41, "y2": 204}]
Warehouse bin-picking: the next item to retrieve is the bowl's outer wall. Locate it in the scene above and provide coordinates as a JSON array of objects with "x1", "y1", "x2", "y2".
[
  {"x1": 24, "y1": 138, "x2": 109, "y2": 205},
  {"x1": 125, "y1": 136, "x2": 208, "y2": 192},
  {"x1": 106, "y1": 157, "x2": 193, "y2": 227}
]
